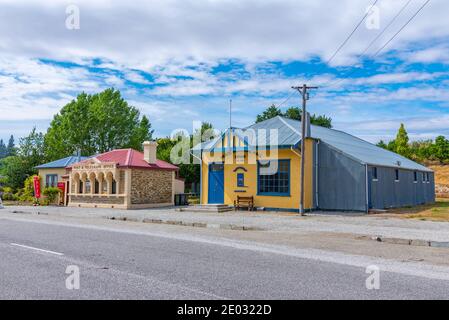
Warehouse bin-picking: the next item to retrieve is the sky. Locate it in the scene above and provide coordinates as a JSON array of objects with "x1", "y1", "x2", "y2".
[{"x1": 0, "y1": 0, "x2": 448, "y2": 146}]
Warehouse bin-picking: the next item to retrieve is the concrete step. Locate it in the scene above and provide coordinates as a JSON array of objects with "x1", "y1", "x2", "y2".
[{"x1": 180, "y1": 204, "x2": 234, "y2": 213}]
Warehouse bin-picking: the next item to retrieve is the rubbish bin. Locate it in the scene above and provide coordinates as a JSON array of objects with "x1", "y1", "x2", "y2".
[{"x1": 174, "y1": 194, "x2": 188, "y2": 206}]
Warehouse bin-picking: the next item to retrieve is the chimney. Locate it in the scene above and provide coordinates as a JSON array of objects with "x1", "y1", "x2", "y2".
[{"x1": 143, "y1": 141, "x2": 158, "y2": 164}]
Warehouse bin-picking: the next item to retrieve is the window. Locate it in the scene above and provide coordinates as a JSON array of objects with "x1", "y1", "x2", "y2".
[
  {"x1": 85, "y1": 181, "x2": 91, "y2": 193},
  {"x1": 237, "y1": 173, "x2": 245, "y2": 187},
  {"x1": 422, "y1": 172, "x2": 426, "y2": 183},
  {"x1": 94, "y1": 180, "x2": 99, "y2": 194},
  {"x1": 79, "y1": 181, "x2": 83, "y2": 194},
  {"x1": 395, "y1": 169, "x2": 399, "y2": 182},
  {"x1": 258, "y1": 160, "x2": 290, "y2": 196},
  {"x1": 112, "y1": 180, "x2": 117, "y2": 194},
  {"x1": 414, "y1": 171, "x2": 418, "y2": 183},
  {"x1": 426, "y1": 172, "x2": 430, "y2": 183},
  {"x1": 45, "y1": 174, "x2": 58, "y2": 187},
  {"x1": 372, "y1": 167, "x2": 378, "y2": 181}
]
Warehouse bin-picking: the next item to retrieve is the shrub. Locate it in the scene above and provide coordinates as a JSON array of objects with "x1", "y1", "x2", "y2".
[
  {"x1": 1, "y1": 186, "x2": 16, "y2": 201},
  {"x1": 16, "y1": 175, "x2": 37, "y2": 203},
  {"x1": 42, "y1": 187, "x2": 61, "y2": 205}
]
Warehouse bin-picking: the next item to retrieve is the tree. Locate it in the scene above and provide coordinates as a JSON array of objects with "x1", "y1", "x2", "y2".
[
  {"x1": 256, "y1": 105, "x2": 333, "y2": 128},
  {"x1": 0, "y1": 156, "x2": 28, "y2": 191},
  {"x1": 129, "y1": 115, "x2": 154, "y2": 151},
  {"x1": 395, "y1": 124, "x2": 410, "y2": 157},
  {"x1": 157, "y1": 122, "x2": 216, "y2": 186},
  {"x1": 44, "y1": 89, "x2": 153, "y2": 160},
  {"x1": 0, "y1": 139, "x2": 6, "y2": 159},
  {"x1": 376, "y1": 140, "x2": 388, "y2": 149},
  {"x1": 0, "y1": 128, "x2": 46, "y2": 191},
  {"x1": 6, "y1": 135, "x2": 15, "y2": 156},
  {"x1": 432, "y1": 136, "x2": 449, "y2": 163},
  {"x1": 256, "y1": 105, "x2": 283, "y2": 123}
]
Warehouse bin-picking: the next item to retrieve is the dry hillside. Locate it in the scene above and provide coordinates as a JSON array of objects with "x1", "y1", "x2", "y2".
[{"x1": 429, "y1": 165, "x2": 449, "y2": 198}]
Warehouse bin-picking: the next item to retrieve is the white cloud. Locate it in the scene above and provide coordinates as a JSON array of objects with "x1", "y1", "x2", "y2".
[
  {"x1": 0, "y1": 0, "x2": 446, "y2": 68},
  {"x1": 0, "y1": 0, "x2": 448, "y2": 142}
]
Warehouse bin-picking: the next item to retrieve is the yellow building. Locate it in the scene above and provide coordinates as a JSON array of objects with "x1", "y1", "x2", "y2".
[
  {"x1": 195, "y1": 116, "x2": 435, "y2": 213},
  {"x1": 196, "y1": 119, "x2": 314, "y2": 212},
  {"x1": 36, "y1": 156, "x2": 89, "y2": 189}
]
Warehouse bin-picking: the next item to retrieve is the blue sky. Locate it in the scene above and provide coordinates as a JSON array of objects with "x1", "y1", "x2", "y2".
[{"x1": 0, "y1": 0, "x2": 448, "y2": 145}]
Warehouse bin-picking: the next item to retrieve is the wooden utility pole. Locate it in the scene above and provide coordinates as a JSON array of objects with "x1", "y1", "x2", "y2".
[{"x1": 292, "y1": 84, "x2": 318, "y2": 216}]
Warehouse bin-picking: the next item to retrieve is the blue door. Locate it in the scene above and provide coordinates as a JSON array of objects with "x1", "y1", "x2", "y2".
[{"x1": 208, "y1": 163, "x2": 224, "y2": 204}]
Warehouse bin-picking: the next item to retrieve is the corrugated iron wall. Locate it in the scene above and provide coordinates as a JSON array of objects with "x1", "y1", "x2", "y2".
[
  {"x1": 368, "y1": 167, "x2": 435, "y2": 209},
  {"x1": 317, "y1": 142, "x2": 367, "y2": 212}
]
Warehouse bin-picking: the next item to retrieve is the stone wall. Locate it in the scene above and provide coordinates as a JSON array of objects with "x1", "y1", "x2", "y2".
[
  {"x1": 70, "y1": 195, "x2": 125, "y2": 205},
  {"x1": 119, "y1": 170, "x2": 125, "y2": 194},
  {"x1": 131, "y1": 169, "x2": 173, "y2": 205}
]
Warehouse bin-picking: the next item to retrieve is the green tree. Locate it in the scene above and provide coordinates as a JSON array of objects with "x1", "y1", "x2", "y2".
[
  {"x1": 6, "y1": 135, "x2": 15, "y2": 156},
  {"x1": 395, "y1": 124, "x2": 410, "y2": 157},
  {"x1": 0, "y1": 156, "x2": 27, "y2": 191},
  {"x1": 256, "y1": 105, "x2": 283, "y2": 123},
  {"x1": 157, "y1": 122, "x2": 216, "y2": 186},
  {"x1": 432, "y1": 136, "x2": 449, "y2": 163},
  {"x1": 0, "y1": 139, "x2": 6, "y2": 159},
  {"x1": 0, "y1": 128, "x2": 45, "y2": 191},
  {"x1": 129, "y1": 115, "x2": 154, "y2": 151},
  {"x1": 256, "y1": 105, "x2": 333, "y2": 128},
  {"x1": 376, "y1": 140, "x2": 388, "y2": 149},
  {"x1": 44, "y1": 88, "x2": 153, "y2": 160},
  {"x1": 409, "y1": 140, "x2": 433, "y2": 162}
]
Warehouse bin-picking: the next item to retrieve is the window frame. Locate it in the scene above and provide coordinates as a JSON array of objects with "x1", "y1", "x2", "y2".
[
  {"x1": 237, "y1": 173, "x2": 245, "y2": 188},
  {"x1": 257, "y1": 159, "x2": 291, "y2": 197},
  {"x1": 413, "y1": 171, "x2": 418, "y2": 183},
  {"x1": 395, "y1": 169, "x2": 400, "y2": 182},
  {"x1": 45, "y1": 174, "x2": 58, "y2": 188},
  {"x1": 372, "y1": 167, "x2": 378, "y2": 181}
]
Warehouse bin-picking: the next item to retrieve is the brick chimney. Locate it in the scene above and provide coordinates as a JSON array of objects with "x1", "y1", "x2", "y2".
[{"x1": 143, "y1": 141, "x2": 158, "y2": 164}]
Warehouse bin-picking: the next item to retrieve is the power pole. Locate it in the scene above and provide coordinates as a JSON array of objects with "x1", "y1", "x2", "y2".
[{"x1": 292, "y1": 84, "x2": 318, "y2": 216}]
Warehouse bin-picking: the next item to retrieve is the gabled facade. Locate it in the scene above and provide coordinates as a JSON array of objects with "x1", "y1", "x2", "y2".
[
  {"x1": 67, "y1": 142, "x2": 182, "y2": 209},
  {"x1": 195, "y1": 116, "x2": 435, "y2": 213}
]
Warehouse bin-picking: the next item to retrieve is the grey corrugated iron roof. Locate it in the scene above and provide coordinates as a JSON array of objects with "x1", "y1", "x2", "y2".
[
  {"x1": 275, "y1": 116, "x2": 431, "y2": 172},
  {"x1": 194, "y1": 116, "x2": 431, "y2": 172},
  {"x1": 35, "y1": 155, "x2": 90, "y2": 169}
]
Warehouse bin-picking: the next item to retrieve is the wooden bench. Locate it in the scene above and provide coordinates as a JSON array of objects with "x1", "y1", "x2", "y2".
[{"x1": 234, "y1": 196, "x2": 254, "y2": 211}]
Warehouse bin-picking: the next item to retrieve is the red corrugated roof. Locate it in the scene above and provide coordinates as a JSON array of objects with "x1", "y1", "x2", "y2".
[{"x1": 69, "y1": 149, "x2": 179, "y2": 171}]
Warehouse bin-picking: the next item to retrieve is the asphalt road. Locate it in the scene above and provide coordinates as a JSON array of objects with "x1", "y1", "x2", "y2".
[{"x1": 0, "y1": 217, "x2": 448, "y2": 300}]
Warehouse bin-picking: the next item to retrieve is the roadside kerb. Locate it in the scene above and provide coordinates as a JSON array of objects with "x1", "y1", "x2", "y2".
[{"x1": 373, "y1": 236, "x2": 449, "y2": 248}]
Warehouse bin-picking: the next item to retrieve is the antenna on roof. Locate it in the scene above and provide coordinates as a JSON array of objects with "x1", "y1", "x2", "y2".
[{"x1": 229, "y1": 99, "x2": 232, "y2": 129}]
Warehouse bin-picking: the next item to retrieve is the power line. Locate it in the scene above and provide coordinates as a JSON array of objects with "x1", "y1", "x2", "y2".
[
  {"x1": 269, "y1": 0, "x2": 378, "y2": 111},
  {"x1": 322, "y1": 0, "x2": 431, "y2": 90},
  {"x1": 360, "y1": 0, "x2": 413, "y2": 57},
  {"x1": 372, "y1": 0, "x2": 431, "y2": 57},
  {"x1": 325, "y1": 0, "x2": 379, "y2": 66}
]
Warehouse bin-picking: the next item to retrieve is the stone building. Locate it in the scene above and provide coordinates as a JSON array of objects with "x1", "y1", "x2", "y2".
[{"x1": 67, "y1": 141, "x2": 183, "y2": 209}]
